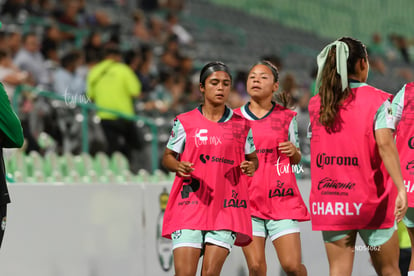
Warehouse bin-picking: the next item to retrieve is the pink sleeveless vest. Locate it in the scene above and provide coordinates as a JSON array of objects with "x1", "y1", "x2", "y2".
[
  {"x1": 234, "y1": 104, "x2": 309, "y2": 221},
  {"x1": 396, "y1": 82, "x2": 414, "y2": 207},
  {"x1": 308, "y1": 85, "x2": 396, "y2": 230},
  {"x1": 162, "y1": 108, "x2": 253, "y2": 246}
]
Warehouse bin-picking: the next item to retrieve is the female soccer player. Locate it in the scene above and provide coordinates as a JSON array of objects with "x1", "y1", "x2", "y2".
[
  {"x1": 161, "y1": 61, "x2": 258, "y2": 276},
  {"x1": 392, "y1": 82, "x2": 414, "y2": 276},
  {"x1": 308, "y1": 36, "x2": 407, "y2": 276},
  {"x1": 234, "y1": 60, "x2": 309, "y2": 276}
]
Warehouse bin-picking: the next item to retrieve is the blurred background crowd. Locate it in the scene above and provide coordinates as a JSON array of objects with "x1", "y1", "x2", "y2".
[{"x1": 1, "y1": 0, "x2": 414, "y2": 181}]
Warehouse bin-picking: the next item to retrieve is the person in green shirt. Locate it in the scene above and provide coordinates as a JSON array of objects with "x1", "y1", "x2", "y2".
[
  {"x1": 0, "y1": 82, "x2": 24, "y2": 247},
  {"x1": 87, "y1": 46, "x2": 143, "y2": 166}
]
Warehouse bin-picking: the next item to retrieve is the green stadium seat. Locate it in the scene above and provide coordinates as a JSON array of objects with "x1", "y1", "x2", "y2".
[
  {"x1": 110, "y1": 151, "x2": 129, "y2": 175},
  {"x1": 94, "y1": 152, "x2": 110, "y2": 176}
]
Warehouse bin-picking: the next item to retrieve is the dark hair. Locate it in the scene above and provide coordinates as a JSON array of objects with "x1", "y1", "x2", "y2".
[
  {"x1": 255, "y1": 60, "x2": 279, "y2": 82},
  {"x1": 0, "y1": 49, "x2": 8, "y2": 61},
  {"x1": 319, "y1": 36, "x2": 367, "y2": 132},
  {"x1": 199, "y1": 61, "x2": 232, "y2": 87},
  {"x1": 61, "y1": 50, "x2": 81, "y2": 69},
  {"x1": 103, "y1": 46, "x2": 121, "y2": 58}
]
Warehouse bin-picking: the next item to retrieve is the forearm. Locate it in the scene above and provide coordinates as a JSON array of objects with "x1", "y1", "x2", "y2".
[
  {"x1": 379, "y1": 143, "x2": 405, "y2": 190},
  {"x1": 376, "y1": 129, "x2": 405, "y2": 192},
  {"x1": 162, "y1": 153, "x2": 179, "y2": 172}
]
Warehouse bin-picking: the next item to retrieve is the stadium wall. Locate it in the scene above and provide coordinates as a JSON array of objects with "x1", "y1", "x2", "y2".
[{"x1": 0, "y1": 181, "x2": 376, "y2": 275}]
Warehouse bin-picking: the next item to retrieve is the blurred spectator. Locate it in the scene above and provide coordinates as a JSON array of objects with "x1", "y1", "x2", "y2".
[
  {"x1": 145, "y1": 69, "x2": 185, "y2": 114},
  {"x1": 124, "y1": 49, "x2": 142, "y2": 74},
  {"x1": 83, "y1": 31, "x2": 103, "y2": 60},
  {"x1": 41, "y1": 24, "x2": 62, "y2": 64},
  {"x1": 137, "y1": 45, "x2": 158, "y2": 100},
  {"x1": 389, "y1": 33, "x2": 411, "y2": 64},
  {"x1": 368, "y1": 33, "x2": 387, "y2": 58},
  {"x1": 0, "y1": 0, "x2": 26, "y2": 18},
  {"x1": 165, "y1": 11, "x2": 193, "y2": 46},
  {"x1": 86, "y1": 46, "x2": 144, "y2": 167},
  {"x1": 5, "y1": 28, "x2": 22, "y2": 58},
  {"x1": 367, "y1": 33, "x2": 388, "y2": 75},
  {"x1": 53, "y1": 50, "x2": 85, "y2": 98},
  {"x1": 160, "y1": 34, "x2": 182, "y2": 72},
  {"x1": 139, "y1": 0, "x2": 159, "y2": 11},
  {"x1": 0, "y1": 49, "x2": 32, "y2": 99},
  {"x1": 149, "y1": 15, "x2": 168, "y2": 45},
  {"x1": 132, "y1": 9, "x2": 151, "y2": 44},
  {"x1": 25, "y1": 0, "x2": 55, "y2": 17},
  {"x1": 55, "y1": 0, "x2": 80, "y2": 27},
  {"x1": 14, "y1": 32, "x2": 51, "y2": 89}
]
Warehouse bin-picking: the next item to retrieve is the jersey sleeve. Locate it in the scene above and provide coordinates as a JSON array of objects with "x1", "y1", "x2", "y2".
[
  {"x1": 288, "y1": 116, "x2": 300, "y2": 148},
  {"x1": 0, "y1": 83, "x2": 24, "y2": 148},
  {"x1": 166, "y1": 118, "x2": 186, "y2": 154},
  {"x1": 374, "y1": 99, "x2": 394, "y2": 130},
  {"x1": 245, "y1": 128, "x2": 256, "y2": 154},
  {"x1": 391, "y1": 85, "x2": 405, "y2": 127}
]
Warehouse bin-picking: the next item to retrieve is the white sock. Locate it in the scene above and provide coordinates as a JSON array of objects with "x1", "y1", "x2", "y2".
[{"x1": 408, "y1": 271, "x2": 414, "y2": 276}]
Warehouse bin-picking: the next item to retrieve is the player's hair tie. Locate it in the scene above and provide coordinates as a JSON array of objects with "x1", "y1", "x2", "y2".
[{"x1": 316, "y1": 40, "x2": 349, "y2": 91}]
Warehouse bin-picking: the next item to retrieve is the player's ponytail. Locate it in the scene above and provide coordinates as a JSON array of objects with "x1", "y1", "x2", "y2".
[{"x1": 317, "y1": 36, "x2": 366, "y2": 132}]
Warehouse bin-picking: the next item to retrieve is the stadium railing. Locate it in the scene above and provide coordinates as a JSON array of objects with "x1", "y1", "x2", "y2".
[{"x1": 12, "y1": 84, "x2": 160, "y2": 174}]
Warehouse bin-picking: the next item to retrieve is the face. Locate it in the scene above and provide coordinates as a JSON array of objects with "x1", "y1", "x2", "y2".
[
  {"x1": 24, "y1": 35, "x2": 39, "y2": 52},
  {"x1": 200, "y1": 71, "x2": 231, "y2": 106},
  {"x1": 246, "y1": 64, "x2": 278, "y2": 100}
]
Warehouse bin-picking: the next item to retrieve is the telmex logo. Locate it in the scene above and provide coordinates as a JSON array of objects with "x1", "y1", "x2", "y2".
[
  {"x1": 194, "y1": 129, "x2": 222, "y2": 147},
  {"x1": 316, "y1": 153, "x2": 359, "y2": 169},
  {"x1": 195, "y1": 129, "x2": 208, "y2": 141}
]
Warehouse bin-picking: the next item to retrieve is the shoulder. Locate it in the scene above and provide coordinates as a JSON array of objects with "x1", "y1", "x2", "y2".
[
  {"x1": 177, "y1": 108, "x2": 199, "y2": 121},
  {"x1": 274, "y1": 103, "x2": 297, "y2": 117},
  {"x1": 356, "y1": 84, "x2": 391, "y2": 100}
]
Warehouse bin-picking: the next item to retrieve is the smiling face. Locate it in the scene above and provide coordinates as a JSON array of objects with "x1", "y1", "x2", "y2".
[
  {"x1": 200, "y1": 71, "x2": 231, "y2": 106},
  {"x1": 246, "y1": 64, "x2": 278, "y2": 101}
]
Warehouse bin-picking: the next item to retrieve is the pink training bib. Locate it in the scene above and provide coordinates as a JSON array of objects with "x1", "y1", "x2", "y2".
[
  {"x1": 396, "y1": 82, "x2": 414, "y2": 207},
  {"x1": 234, "y1": 104, "x2": 309, "y2": 222},
  {"x1": 162, "y1": 109, "x2": 253, "y2": 246},
  {"x1": 308, "y1": 85, "x2": 396, "y2": 231}
]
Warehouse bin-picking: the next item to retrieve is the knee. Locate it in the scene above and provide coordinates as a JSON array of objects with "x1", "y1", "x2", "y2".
[
  {"x1": 377, "y1": 265, "x2": 400, "y2": 276},
  {"x1": 281, "y1": 261, "x2": 304, "y2": 275},
  {"x1": 248, "y1": 260, "x2": 266, "y2": 275}
]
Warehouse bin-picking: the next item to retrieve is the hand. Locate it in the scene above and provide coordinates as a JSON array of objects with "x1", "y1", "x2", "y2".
[
  {"x1": 395, "y1": 189, "x2": 408, "y2": 222},
  {"x1": 176, "y1": 161, "x2": 194, "y2": 177},
  {"x1": 240, "y1": 160, "x2": 255, "y2": 177},
  {"x1": 278, "y1": 141, "x2": 297, "y2": 157}
]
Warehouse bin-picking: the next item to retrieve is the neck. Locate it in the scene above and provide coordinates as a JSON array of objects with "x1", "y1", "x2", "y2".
[
  {"x1": 202, "y1": 104, "x2": 226, "y2": 122},
  {"x1": 347, "y1": 74, "x2": 364, "y2": 83},
  {"x1": 248, "y1": 98, "x2": 273, "y2": 118}
]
